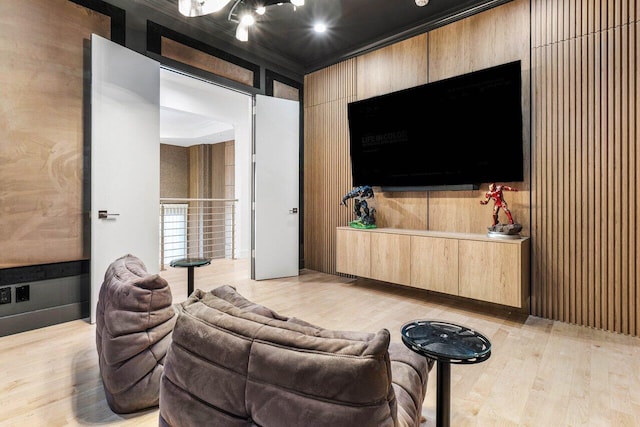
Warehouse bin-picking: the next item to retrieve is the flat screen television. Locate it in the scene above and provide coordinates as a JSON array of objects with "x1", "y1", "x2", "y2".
[{"x1": 347, "y1": 60, "x2": 524, "y2": 189}]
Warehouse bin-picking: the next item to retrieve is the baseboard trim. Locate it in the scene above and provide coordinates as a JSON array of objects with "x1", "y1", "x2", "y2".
[{"x1": 0, "y1": 303, "x2": 88, "y2": 337}]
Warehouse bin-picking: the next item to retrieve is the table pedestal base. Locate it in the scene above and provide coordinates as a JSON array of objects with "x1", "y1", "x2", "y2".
[
  {"x1": 436, "y1": 361, "x2": 451, "y2": 427},
  {"x1": 187, "y1": 266, "x2": 195, "y2": 295}
]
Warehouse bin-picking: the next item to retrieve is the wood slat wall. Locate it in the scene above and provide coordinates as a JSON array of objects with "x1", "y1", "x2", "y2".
[
  {"x1": 305, "y1": 0, "x2": 640, "y2": 336},
  {"x1": 304, "y1": 0, "x2": 531, "y2": 271},
  {"x1": 303, "y1": 61, "x2": 357, "y2": 273},
  {"x1": 0, "y1": 0, "x2": 111, "y2": 268},
  {"x1": 531, "y1": 0, "x2": 639, "y2": 335}
]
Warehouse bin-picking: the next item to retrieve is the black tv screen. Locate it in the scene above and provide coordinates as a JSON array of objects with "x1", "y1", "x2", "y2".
[{"x1": 348, "y1": 61, "x2": 523, "y2": 188}]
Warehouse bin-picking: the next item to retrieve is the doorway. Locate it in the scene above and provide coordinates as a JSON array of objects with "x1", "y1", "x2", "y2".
[
  {"x1": 159, "y1": 68, "x2": 253, "y2": 263},
  {"x1": 90, "y1": 37, "x2": 300, "y2": 323}
]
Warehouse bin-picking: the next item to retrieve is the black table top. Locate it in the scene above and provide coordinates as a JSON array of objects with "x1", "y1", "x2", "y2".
[
  {"x1": 169, "y1": 258, "x2": 212, "y2": 268},
  {"x1": 401, "y1": 320, "x2": 492, "y2": 364}
]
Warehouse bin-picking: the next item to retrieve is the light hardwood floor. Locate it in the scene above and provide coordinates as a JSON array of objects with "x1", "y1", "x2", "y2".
[{"x1": 1, "y1": 259, "x2": 639, "y2": 426}]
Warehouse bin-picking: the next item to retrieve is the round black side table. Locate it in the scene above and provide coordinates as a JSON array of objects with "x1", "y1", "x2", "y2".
[
  {"x1": 401, "y1": 320, "x2": 492, "y2": 427},
  {"x1": 169, "y1": 258, "x2": 211, "y2": 296}
]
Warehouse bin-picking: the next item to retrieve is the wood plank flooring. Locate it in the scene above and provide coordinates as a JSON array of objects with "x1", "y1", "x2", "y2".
[{"x1": 1, "y1": 259, "x2": 639, "y2": 426}]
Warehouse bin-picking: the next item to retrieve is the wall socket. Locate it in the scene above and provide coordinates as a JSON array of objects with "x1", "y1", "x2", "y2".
[
  {"x1": 0, "y1": 287, "x2": 10, "y2": 304},
  {"x1": 16, "y1": 285, "x2": 30, "y2": 303}
]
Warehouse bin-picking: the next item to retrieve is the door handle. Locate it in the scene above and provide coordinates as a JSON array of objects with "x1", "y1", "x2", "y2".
[
  {"x1": 98, "y1": 210, "x2": 120, "y2": 219},
  {"x1": 289, "y1": 208, "x2": 298, "y2": 214}
]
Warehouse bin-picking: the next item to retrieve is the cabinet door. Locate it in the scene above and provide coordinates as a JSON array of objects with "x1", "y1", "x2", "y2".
[
  {"x1": 458, "y1": 240, "x2": 522, "y2": 307},
  {"x1": 370, "y1": 233, "x2": 411, "y2": 285},
  {"x1": 336, "y1": 229, "x2": 371, "y2": 277},
  {"x1": 410, "y1": 236, "x2": 458, "y2": 294}
]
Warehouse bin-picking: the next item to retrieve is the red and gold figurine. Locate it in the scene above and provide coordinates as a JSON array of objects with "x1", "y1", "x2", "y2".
[{"x1": 480, "y1": 183, "x2": 522, "y2": 237}]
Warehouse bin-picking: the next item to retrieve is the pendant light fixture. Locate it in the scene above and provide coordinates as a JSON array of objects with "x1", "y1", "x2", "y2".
[{"x1": 178, "y1": 0, "x2": 234, "y2": 17}]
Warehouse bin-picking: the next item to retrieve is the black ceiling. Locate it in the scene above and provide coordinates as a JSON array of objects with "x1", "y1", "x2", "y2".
[{"x1": 146, "y1": 0, "x2": 511, "y2": 75}]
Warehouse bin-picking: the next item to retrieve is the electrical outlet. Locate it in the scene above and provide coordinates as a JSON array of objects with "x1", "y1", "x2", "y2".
[
  {"x1": 0, "y1": 287, "x2": 10, "y2": 304},
  {"x1": 16, "y1": 285, "x2": 29, "y2": 303}
]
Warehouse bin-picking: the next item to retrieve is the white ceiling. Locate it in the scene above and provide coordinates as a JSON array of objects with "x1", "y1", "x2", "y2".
[{"x1": 160, "y1": 106, "x2": 235, "y2": 147}]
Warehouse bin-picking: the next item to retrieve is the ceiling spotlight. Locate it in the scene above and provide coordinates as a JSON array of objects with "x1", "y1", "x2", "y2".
[
  {"x1": 255, "y1": 6, "x2": 266, "y2": 15},
  {"x1": 313, "y1": 23, "x2": 327, "y2": 33},
  {"x1": 235, "y1": 23, "x2": 249, "y2": 41},
  {"x1": 179, "y1": 0, "x2": 234, "y2": 17},
  {"x1": 415, "y1": 0, "x2": 429, "y2": 6},
  {"x1": 290, "y1": 0, "x2": 304, "y2": 6},
  {"x1": 240, "y1": 13, "x2": 255, "y2": 25}
]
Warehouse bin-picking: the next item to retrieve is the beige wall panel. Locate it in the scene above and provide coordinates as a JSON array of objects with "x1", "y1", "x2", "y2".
[
  {"x1": 0, "y1": 0, "x2": 110, "y2": 268},
  {"x1": 427, "y1": 0, "x2": 531, "y2": 236},
  {"x1": 211, "y1": 143, "x2": 225, "y2": 199},
  {"x1": 356, "y1": 34, "x2": 428, "y2": 100},
  {"x1": 224, "y1": 140, "x2": 235, "y2": 186},
  {"x1": 225, "y1": 165, "x2": 234, "y2": 187},
  {"x1": 160, "y1": 144, "x2": 189, "y2": 198},
  {"x1": 429, "y1": 0, "x2": 529, "y2": 82},
  {"x1": 273, "y1": 81, "x2": 300, "y2": 102},
  {"x1": 224, "y1": 140, "x2": 235, "y2": 165},
  {"x1": 189, "y1": 145, "x2": 206, "y2": 199},
  {"x1": 350, "y1": 35, "x2": 429, "y2": 231},
  {"x1": 161, "y1": 37, "x2": 254, "y2": 86},
  {"x1": 373, "y1": 190, "x2": 427, "y2": 230},
  {"x1": 370, "y1": 233, "x2": 411, "y2": 286},
  {"x1": 224, "y1": 140, "x2": 235, "y2": 200},
  {"x1": 410, "y1": 236, "x2": 458, "y2": 294},
  {"x1": 428, "y1": 184, "x2": 529, "y2": 235},
  {"x1": 188, "y1": 143, "x2": 226, "y2": 199}
]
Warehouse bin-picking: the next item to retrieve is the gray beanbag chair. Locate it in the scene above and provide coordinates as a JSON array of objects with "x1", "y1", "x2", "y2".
[
  {"x1": 159, "y1": 285, "x2": 431, "y2": 426},
  {"x1": 96, "y1": 254, "x2": 176, "y2": 413}
]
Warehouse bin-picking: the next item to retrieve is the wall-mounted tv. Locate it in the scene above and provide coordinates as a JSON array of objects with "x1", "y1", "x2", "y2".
[{"x1": 347, "y1": 60, "x2": 524, "y2": 189}]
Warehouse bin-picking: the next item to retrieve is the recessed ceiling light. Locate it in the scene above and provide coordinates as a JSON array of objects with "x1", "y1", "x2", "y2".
[
  {"x1": 240, "y1": 14, "x2": 255, "y2": 26},
  {"x1": 255, "y1": 6, "x2": 266, "y2": 15},
  {"x1": 313, "y1": 23, "x2": 327, "y2": 33}
]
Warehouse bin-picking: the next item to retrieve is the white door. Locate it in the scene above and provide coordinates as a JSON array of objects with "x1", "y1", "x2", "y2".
[
  {"x1": 90, "y1": 34, "x2": 160, "y2": 323},
  {"x1": 253, "y1": 95, "x2": 299, "y2": 280}
]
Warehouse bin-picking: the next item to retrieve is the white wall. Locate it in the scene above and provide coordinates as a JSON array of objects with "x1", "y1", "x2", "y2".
[{"x1": 160, "y1": 69, "x2": 252, "y2": 259}]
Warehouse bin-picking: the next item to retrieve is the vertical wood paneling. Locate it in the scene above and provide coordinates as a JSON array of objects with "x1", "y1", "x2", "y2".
[
  {"x1": 532, "y1": 0, "x2": 639, "y2": 336},
  {"x1": 305, "y1": 34, "x2": 433, "y2": 274},
  {"x1": 428, "y1": 0, "x2": 531, "y2": 236},
  {"x1": 0, "y1": 0, "x2": 111, "y2": 268},
  {"x1": 303, "y1": 60, "x2": 356, "y2": 274},
  {"x1": 355, "y1": 35, "x2": 430, "y2": 231},
  {"x1": 356, "y1": 34, "x2": 428, "y2": 100},
  {"x1": 304, "y1": 0, "x2": 640, "y2": 337}
]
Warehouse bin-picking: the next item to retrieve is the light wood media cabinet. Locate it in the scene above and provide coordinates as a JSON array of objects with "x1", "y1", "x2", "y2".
[{"x1": 336, "y1": 227, "x2": 530, "y2": 309}]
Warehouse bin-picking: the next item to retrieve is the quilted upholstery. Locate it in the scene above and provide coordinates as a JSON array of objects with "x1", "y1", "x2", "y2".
[
  {"x1": 159, "y1": 285, "x2": 431, "y2": 426},
  {"x1": 96, "y1": 254, "x2": 176, "y2": 413}
]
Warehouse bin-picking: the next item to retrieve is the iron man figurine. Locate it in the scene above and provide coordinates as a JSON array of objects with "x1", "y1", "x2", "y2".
[{"x1": 480, "y1": 183, "x2": 518, "y2": 226}]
